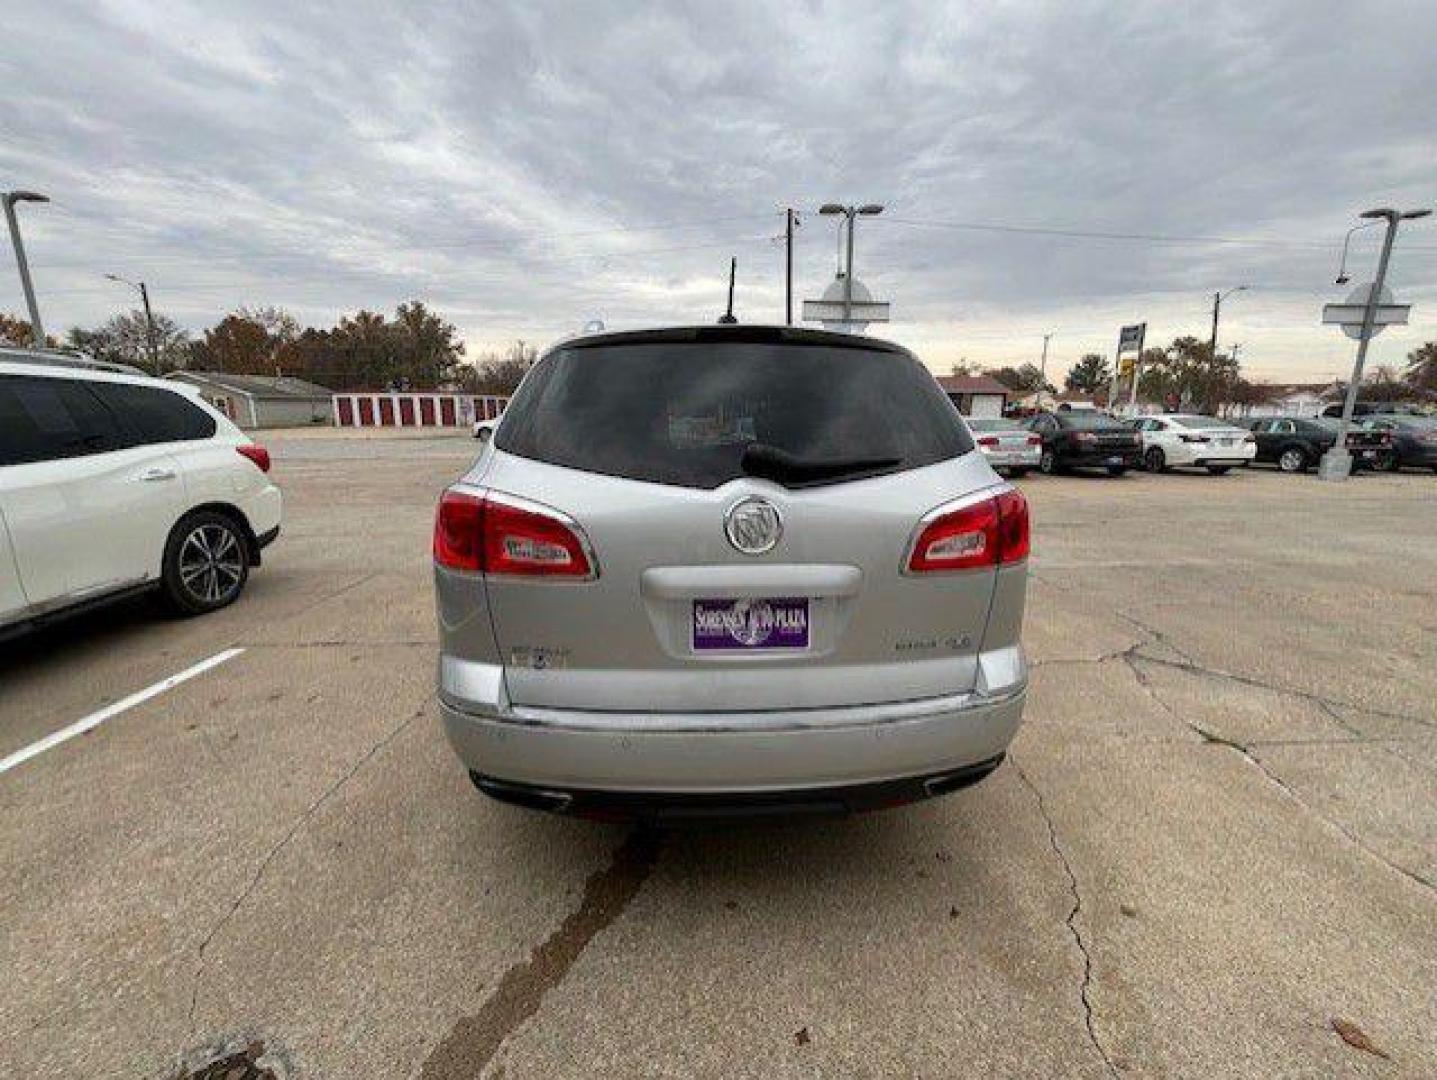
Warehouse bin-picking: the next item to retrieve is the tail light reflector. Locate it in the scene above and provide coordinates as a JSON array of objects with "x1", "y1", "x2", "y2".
[
  {"x1": 906, "y1": 489, "x2": 1029, "y2": 573},
  {"x1": 1026, "y1": 434, "x2": 1042, "y2": 446},
  {"x1": 434, "y1": 490, "x2": 596, "y2": 579},
  {"x1": 977, "y1": 435, "x2": 1000, "y2": 447},
  {"x1": 236, "y1": 445, "x2": 271, "y2": 473}
]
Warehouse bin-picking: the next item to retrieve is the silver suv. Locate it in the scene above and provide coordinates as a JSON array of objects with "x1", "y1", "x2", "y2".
[{"x1": 433, "y1": 326, "x2": 1029, "y2": 820}]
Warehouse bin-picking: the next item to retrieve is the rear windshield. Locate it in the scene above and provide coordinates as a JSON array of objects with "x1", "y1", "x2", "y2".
[
  {"x1": 496, "y1": 341, "x2": 972, "y2": 489},
  {"x1": 1057, "y1": 411, "x2": 1121, "y2": 429},
  {"x1": 1171, "y1": 415, "x2": 1231, "y2": 429},
  {"x1": 966, "y1": 418, "x2": 1020, "y2": 433}
]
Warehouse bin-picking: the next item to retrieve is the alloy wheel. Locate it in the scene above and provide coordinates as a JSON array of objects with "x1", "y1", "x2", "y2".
[
  {"x1": 178, "y1": 523, "x2": 245, "y2": 605},
  {"x1": 1278, "y1": 449, "x2": 1306, "y2": 473}
]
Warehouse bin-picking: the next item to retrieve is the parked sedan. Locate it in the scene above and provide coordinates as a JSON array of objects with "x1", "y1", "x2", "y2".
[
  {"x1": 1024, "y1": 410, "x2": 1141, "y2": 476},
  {"x1": 1242, "y1": 417, "x2": 1392, "y2": 473},
  {"x1": 1131, "y1": 414, "x2": 1256, "y2": 474},
  {"x1": 1358, "y1": 415, "x2": 1437, "y2": 472},
  {"x1": 967, "y1": 417, "x2": 1041, "y2": 477}
]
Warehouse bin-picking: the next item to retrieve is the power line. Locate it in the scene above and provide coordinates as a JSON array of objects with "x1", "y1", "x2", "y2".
[{"x1": 880, "y1": 215, "x2": 1437, "y2": 254}]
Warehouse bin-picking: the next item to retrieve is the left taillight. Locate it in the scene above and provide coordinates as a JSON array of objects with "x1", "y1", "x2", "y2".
[
  {"x1": 906, "y1": 489, "x2": 1029, "y2": 574},
  {"x1": 433, "y1": 490, "x2": 596, "y2": 579},
  {"x1": 236, "y1": 445, "x2": 270, "y2": 473}
]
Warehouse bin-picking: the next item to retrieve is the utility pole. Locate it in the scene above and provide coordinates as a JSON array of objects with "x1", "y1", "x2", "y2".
[
  {"x1": 783, "y1": 208, "x2": 797, "y2": 326},
  {"x1": 3, "y1": 190, "x2": 50, "y2": 347}
]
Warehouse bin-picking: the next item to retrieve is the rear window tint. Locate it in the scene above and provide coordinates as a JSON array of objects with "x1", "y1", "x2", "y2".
[
  {"x1": 89, "y1": 382, "x2": 216, "y2": 445},
  {"x1": 0, "y1": 373, "x2": 128, "y2": 465},
  {"x1": 496, "y1": 341, "x2": 971, "y2": 489}
]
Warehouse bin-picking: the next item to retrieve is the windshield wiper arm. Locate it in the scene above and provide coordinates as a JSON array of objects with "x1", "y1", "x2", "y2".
[{"x1": 739, "y1": 443, "x2": 902, "y2": 485}]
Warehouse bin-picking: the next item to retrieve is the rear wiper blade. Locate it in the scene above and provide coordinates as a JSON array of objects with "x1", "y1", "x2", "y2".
[{"x1": 739, "y1": 442, "x2": 902, "y2": 485}]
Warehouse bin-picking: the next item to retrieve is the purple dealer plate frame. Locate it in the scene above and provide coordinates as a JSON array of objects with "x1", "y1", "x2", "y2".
[{"x1": 692, "y1": 597, "x2": 809, "y2": 651}]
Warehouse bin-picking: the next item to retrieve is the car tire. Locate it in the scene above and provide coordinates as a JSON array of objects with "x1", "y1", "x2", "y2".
[
  {"x1": 1039, "y1": 449, "x2": 1058, "y2": 475},
  {"x1": 1106, "y1": 465, "x2": 1127, "y2": 477},
  {"x1": 1010, "y1": 468, "x2": 1029, "y2": 479},
  {"x1": 1206, "y1": 464, "x2": 1232, "y2": 475},
  {"x1": 1278, "y1": 447, "x2": 1308, "y2": 473},
  {"x1": 1378, "y1": 452, "x2": 1400, "y2": 472},
  {"x1": 160, "y1": 510, "x2": 251, "y2": 617},
  {"x1": 1143, "y1": 447, "x2": 1166, "y2": 473}
]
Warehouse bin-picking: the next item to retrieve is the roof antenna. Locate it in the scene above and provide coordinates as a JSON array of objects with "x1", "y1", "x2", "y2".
[{"x1": 718, "y1": 256, "x2": 738, "y2": 323}]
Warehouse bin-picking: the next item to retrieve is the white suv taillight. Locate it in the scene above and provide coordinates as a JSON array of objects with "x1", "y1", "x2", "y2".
[
  {"x1": 906, "y1": 489, "x2": 1029, "y2": 573},
  {"x1": 433, "y1": 490, "x2": 596, "y2": 579},
  {"x1": 236, "y1": 444, "x2": 271, "y2": 472}
]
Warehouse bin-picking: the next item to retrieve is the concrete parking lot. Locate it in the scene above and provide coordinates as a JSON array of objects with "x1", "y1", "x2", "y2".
[{"x1": 2, "y1": 430, "x2": 1433, "y2": 1079}]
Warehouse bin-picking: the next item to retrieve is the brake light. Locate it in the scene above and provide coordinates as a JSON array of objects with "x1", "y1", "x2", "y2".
[
  {"x1": 433, "y1": 490, "x2": 596, "y2": 579},
  {"x1": 977, "y1": 435, "x2": 1000, "y2": 447},
  {"x1": 236, "y1": 445, "x2": 270, "y2": 473},
  {"x1": 434, "y1": 490, "x2": 485, "y2": 572},
  {"x1": 906, "y1": 489, "x2": 1029, "y2": 573},
  {"x1": 1026, "y1": 435, "x2": 1042, "y2": 446}
]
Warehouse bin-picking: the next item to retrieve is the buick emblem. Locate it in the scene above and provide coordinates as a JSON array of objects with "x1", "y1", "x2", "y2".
[{"x1": 724, "y1": 497, "x2": 783, "y2": 556}]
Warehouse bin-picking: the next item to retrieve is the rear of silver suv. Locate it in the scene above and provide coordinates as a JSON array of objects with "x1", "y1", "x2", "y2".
[{"x1": 434, "y1": 326, "x2": 1029, "y2": 820}]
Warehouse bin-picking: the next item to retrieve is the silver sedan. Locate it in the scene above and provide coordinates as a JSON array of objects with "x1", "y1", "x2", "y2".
[{"x1": 967, "y1": 416, "x2": 1043, "y2": 476}]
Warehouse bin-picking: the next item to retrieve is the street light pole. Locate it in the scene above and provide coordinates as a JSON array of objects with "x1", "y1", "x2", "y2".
[
  {"x1": 3, "y1": 190, "x2": 50, "y2": 347},
  {"x1": 783, "y1": 208, "x2": 797, "y2": 326},
  {"x1": 1208, "y1": 285, "x2": 1247, "y2": 364},
  {"x1": 819, "y1": 203, "x2": 883, "y2": 331},
  {"x1": 1323, "y1": 208, "x2": 1429, "y2": 481},
  {"x1": 105, "y1": 273, "x2": 161, "y2": 374}
]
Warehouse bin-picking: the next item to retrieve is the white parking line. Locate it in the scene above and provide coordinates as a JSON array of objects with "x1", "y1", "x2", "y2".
[{"x1": 0, "y1": 647, "x2": 245, "y2": 777}]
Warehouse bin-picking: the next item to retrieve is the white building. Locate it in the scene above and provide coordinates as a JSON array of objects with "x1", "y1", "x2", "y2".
[{"x1": 167, "y1": 372, "x2": 334, "y2": 429}]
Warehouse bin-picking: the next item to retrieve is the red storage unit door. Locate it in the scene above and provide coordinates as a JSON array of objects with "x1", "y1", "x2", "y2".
[
  {"x1": 439, "y1": 397, "x2": 457, "y2": 425},
  {"x1": 337, "y1": 397, "x2": 354, "y2": 426},
  {"x1": 398, "y1": 397, "x2": 416, "y2": 426},
  {"x1": 357, "y1": 396, "x2": 375, "y2": 426},
  {"x1": 377, "y1": 397, "x2": 396, "y2": 425},
  {"x1": 419, "y1": 397, "x2": 437, "y2": 426}
]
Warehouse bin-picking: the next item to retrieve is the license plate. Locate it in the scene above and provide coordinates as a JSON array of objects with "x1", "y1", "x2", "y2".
[
  {"x1": 693, "y1": 597, "x2": 809, "y2": 651},
  {"x1": 1217, "y1": 439, "x2": 1233, "y2": 447},
  {"x1": 1106, "y1": 455, "x2": 1124, "y2": 466},
  {"x1": 1361, "y1": 450, "x2": 1375, "y2": 459}
]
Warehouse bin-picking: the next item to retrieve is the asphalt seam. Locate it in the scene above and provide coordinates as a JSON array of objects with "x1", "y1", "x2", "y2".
[
  {"x1": 1011, "y1": 759, "x2": 1120, "y2": 1080},
  {"x1": 1121, "y1": 652, "x2": 1435, "y2": 895},
  {"x1": 419, "y1": 827, "x2": 663, "y2": 1080},
  {"x1": 183, "y1": 693, "x2": 431, "y2": 1036}
]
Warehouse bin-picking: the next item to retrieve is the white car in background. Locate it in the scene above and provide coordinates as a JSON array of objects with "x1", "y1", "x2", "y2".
[
  {"x1": 1131, "y1": 413, "x2": 1256, "y2": 474},
  {"x1": 0, "y1": 349, "x2": 282, "y2": 636}
]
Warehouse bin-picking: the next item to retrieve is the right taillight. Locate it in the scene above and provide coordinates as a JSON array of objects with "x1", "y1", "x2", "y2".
[
  {"x1": 977, "y1": 435, "x2": 1000, "y2": 448},
  {"x1": 906, "y1": 489, "x2": 1029, "y2": 574},
  {"x1": 433, "y1": 489, "x2": 596, "y2": 579}
]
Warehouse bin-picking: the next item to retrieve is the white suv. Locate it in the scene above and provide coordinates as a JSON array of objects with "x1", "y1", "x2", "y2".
[{"x1": 0, "y1": 349, "x2": 282, "y2": 635}]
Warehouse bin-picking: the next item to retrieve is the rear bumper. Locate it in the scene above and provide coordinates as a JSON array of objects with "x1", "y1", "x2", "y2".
[
  {"x1": 439, "y1": 650, "x2": 1027, "y2": 799},
  {"x1": 980, "y1": 448, "x2": 1041, "y2": 469},
  {"x1": 1063, "y1": 449, "x2": 1140, "y2": 468}
]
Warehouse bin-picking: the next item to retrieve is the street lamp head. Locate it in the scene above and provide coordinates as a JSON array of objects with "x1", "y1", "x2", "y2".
[
  {"x1": 4, "y1": 190, "x2": 49, "y2": 205},
  {"x1": 818, "y1": 203, "x2": 845, "y2": 215},
  {"x1": 1400, "y1": 208, "x2": 1432, "y2": 220},
  {"x1": 1359, "y1": 208, "x2": 1396, "y2": 220},
  {"x1": 857, "y1": 204, "x2": 885, "y2": 215},
  {"x1": 1335, "y1": 273, "x2": 1350, "y2": 285}
]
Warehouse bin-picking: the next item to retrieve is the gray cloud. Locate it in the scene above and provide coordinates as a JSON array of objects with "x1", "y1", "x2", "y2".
[{"x1": 2, "y1": 0, "x2": 1434, "y2": 380}]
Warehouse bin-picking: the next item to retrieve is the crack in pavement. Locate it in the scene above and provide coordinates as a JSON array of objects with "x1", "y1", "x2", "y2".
[
  {"x1": 183, "y1": 696, "x2": 430, "y2": 1035},
  {"x1": 420, "y1": 827, "x2": 663, "y2": 1080},
  {"x1": 1119, "y1": 652, "x2": 1435, "y2": 895},
  {"x1": 1011, "y1": 760, "x2": 1119, "y2": 1080}
]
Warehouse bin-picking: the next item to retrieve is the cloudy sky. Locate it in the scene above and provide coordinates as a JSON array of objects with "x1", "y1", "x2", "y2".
[{"x1": 2, "y1": 0, "x2": 1434, "y2": 383}]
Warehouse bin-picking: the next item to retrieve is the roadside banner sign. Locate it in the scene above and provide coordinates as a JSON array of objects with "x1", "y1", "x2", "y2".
[{"x1": 1118, "y1": 324, "x2": 1145, "y2": 351}]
